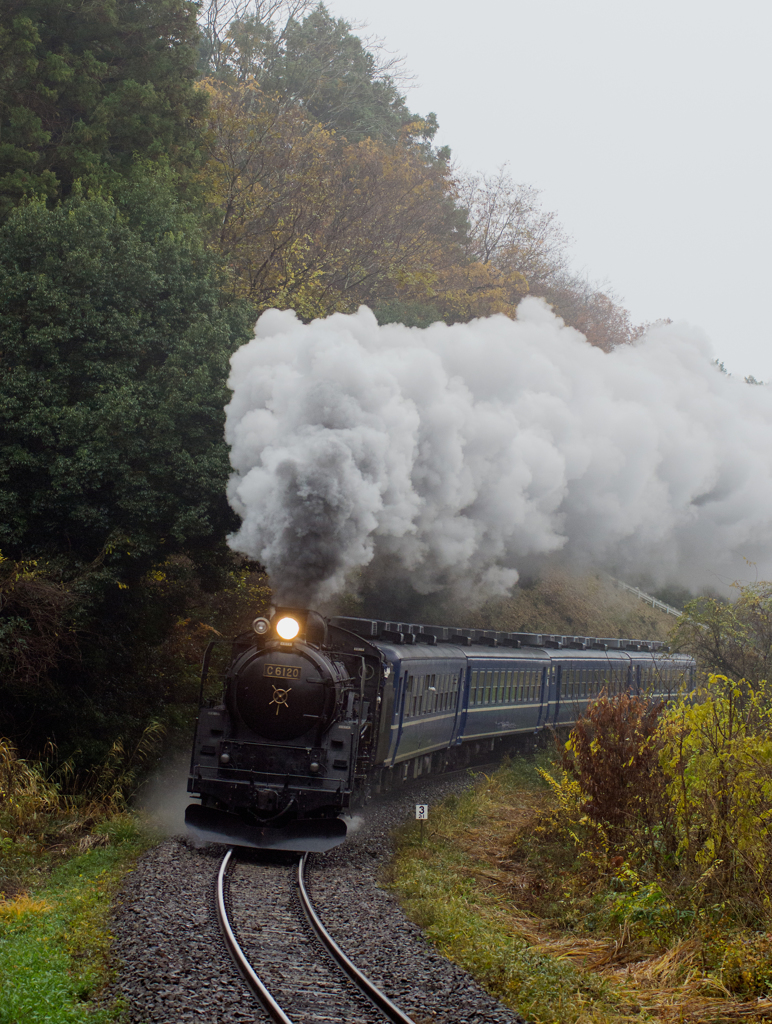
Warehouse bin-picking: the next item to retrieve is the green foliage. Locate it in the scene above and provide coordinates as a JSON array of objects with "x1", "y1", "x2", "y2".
[
  {"x1": 0, "y1": 0, "x2": 206, "y2": 218},
  {"x1": 659, "y1": 676, "x2": 772, "y2": 915},
  {"x1": 268, "y1": 6, "x2": 429, "y2": 145},
  {"x1": 0, "y1": 173, "x2": 250, "y2": 569},
  {"x1": 705, "y1": 931, "x2": 772, "y2": 998},
  {"x1": 201, "y1": 3, "x2": 430, "y2": 146},
  {"x1": 374, "y1": 298, "x2": 442, "y2": 328},
  {"x1": 390, "y1": 764, "x2": 620, "y2": 1023}
]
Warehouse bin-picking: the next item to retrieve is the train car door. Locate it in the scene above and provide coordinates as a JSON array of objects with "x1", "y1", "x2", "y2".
[
  {"x1": 535, "y1": 663, "x2": 553, "y2": 731},
  {"x1": 373, "y1": 663, "x2": 397, "y2": 764},
  {"x1": 450, "y1": 664, "x2": 470, "y2": 745},
  {"x1": 551, "y1": 664, "x2": 562, "y2": 727}
]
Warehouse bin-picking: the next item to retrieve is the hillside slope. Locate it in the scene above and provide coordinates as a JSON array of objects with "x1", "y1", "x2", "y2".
[{"x1": 465, "y1": 568, "x2": 676, "y2": 640}]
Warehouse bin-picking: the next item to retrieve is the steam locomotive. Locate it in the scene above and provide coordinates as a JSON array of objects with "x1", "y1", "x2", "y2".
[{"x1": 185, "y1": 607, "x2": 694, "y2": 852}]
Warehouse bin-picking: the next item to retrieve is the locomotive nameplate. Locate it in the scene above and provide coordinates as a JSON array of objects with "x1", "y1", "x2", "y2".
[{"x1": 264, "y1": 664, "x2": 301, "y2": 679}]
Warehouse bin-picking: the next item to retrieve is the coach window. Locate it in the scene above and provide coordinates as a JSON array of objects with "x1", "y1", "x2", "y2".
[
  {"x1": 405, "y1": 675, "x2": 414, "y2": 717},
  {"x1": 470, "y1": 670, "x2": 478, "y2": 705},
  {"x1": 484, "y1": 670, "x2": 492, "y2": 704}
]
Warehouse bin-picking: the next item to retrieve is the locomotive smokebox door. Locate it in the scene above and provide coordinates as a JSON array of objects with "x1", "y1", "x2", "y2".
[{"x1": 231, "y1": 650, "x2": 330, "y2": 741}]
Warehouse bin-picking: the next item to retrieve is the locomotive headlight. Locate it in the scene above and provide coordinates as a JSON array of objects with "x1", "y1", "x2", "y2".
[
  {"x1": 252, "y1": 617, "x2": 270, "y2": 635},
  {"x1": 276, "y1": 616, "x2": 300, "y2": 640}
]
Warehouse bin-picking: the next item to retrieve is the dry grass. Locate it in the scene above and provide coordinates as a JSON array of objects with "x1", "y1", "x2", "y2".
[
  {"x1": 467, "y1": 566, "x2": 675, "y2": 640},
  {"x1": 393, "y1": 769, "x2": 772, "y2": 1024},
  {"x1": 485, "y1": 806, "x2": 772, "y2": 1021}
]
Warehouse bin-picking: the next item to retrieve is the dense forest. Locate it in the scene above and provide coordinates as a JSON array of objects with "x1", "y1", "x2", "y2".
[{"x1": 0, "y1": 0, "x2": 654, "y2": 764}]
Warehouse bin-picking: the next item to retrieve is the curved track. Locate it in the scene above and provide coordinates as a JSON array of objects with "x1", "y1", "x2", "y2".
[{"x1": 216, "y1": 848, "x2": 417, "y2": 1024}]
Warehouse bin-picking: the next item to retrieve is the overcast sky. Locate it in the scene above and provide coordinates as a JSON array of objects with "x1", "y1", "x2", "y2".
[{"x1": 327, "y1": 0, "x2": 772, "y2": 380}]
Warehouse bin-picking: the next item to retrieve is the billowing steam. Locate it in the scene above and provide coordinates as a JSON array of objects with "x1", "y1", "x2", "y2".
[{"x1": 224, "y1": 299, "x2": 772, "y2": 606}]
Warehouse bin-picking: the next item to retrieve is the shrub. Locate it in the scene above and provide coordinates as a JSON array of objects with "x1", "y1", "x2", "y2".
[
  {"x1": 658, "y1": 675, "x2": 772, "y2": 919},
  {"x1": 560, "y1": 692, "x2": 671, "y2": 869}
]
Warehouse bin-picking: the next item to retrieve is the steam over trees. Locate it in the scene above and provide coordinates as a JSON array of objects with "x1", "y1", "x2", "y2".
[{"x1": 0, "y1": 0, "x2": 651, "y2": 759}]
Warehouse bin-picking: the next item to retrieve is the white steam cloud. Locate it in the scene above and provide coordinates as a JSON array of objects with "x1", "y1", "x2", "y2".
[{"x1": 224, "y1": 298, "x2": 772, "y2": 605}]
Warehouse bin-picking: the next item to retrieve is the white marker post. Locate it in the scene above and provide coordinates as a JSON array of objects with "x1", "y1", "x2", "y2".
[{"x1": 415, "y1": 804, "x2": 428, "y2": 844}]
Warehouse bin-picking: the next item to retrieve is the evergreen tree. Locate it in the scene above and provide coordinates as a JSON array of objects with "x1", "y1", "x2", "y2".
[
  {"x1": 0, "y1": 170, "x2": 251, "y2": 574},
  {"x1": 0, "y1": 0, "x2": 205, "y2": 219}
]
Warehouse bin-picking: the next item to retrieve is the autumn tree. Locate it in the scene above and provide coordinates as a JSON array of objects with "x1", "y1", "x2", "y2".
[
  {"x1": 198, "y1": 78, "x2": 463, "y2": 317},
  {"x1": 537, "y1": 271, "x2": 647, "y2": 351},
  {"x1": 458, "y1": 166, "x2": 571, "y2": 287},
  {"x1": 669, "y1": 581, "x2": 772, "y2": 686}
]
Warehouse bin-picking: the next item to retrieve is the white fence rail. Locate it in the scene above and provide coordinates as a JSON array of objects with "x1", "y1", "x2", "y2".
[{"x1": 607, "y1": 576, "x2": 682, "y2": 618}]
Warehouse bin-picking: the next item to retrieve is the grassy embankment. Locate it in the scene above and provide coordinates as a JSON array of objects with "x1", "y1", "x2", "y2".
[
  {"x1": 0, "y1": 739, "x2": 157, "y2": 1023},
  {"x1": 389, "y1": 745, "x2": 772, "y2": 1024}
]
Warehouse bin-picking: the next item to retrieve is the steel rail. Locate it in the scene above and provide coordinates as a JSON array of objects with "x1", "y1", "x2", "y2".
[
  {"x1": 297, "y1": 852, "x2": 417, "y2": 1024},
  {"x1": 215, "y1": 848, "x2": 293, "y2": 1024}
]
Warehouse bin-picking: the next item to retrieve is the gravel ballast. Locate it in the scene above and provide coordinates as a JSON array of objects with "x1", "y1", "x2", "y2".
[{"x1": 110, "y1": 772, "x2": 529, "y2": 1023}]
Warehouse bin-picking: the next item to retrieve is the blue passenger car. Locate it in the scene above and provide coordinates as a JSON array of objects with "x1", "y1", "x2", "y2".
[{"x1": 332, "y1": 616, "x2": 695, "y2": 785}]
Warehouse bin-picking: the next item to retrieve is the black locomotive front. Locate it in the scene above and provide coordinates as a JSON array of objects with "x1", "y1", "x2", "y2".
[{"x1": 185, "y1": 608, "x2": 382, "y2": 851}]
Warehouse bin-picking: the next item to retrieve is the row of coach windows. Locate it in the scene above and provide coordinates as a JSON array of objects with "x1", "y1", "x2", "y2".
[
  {"x1": 404, "y1": 672, "x2": 460, "y2": 718},
  {"x1": 469, "y1": 668, "x2": 542, "y2": 706},
  {"x1": 642, "y1": 664, "x2": 690, "y2": 692},
  {"x1": 562, "y1": 666, "x2": 627, "y2": 699}
]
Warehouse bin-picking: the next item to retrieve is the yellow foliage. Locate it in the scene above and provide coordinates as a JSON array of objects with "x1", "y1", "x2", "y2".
[
  {"x1": 0, "y1": 894, "x2": 52, "y2": 921},
  {"x1": 658, "y1": 675, "x2": 772, "y2": 892},
  {"x1": 197, "y1": 79, "x2": 466, "y2": 318}
]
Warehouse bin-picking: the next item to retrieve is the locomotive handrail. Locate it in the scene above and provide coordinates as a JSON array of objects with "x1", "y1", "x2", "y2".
[{"x1": 297, "y1": 853, "x2": 418, "y2": 1024}]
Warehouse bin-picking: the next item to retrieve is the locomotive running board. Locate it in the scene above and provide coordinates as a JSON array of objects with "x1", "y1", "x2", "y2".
[{"x1": 184, "y1": 804, "x2": 348, "y2": 853}]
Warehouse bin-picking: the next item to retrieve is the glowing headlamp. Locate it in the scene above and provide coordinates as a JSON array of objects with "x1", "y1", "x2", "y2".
[{"x1": 276, "y1": 616, "x2": 301, "y2": 640}]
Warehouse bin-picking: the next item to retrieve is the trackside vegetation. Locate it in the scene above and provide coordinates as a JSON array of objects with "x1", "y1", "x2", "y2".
[
  {"x1": 390, "y1": 672, "x2": 772, "y2": 1023},
  {"x1": 0, "y1": 738, "x2": 159, "y2": 1023}
]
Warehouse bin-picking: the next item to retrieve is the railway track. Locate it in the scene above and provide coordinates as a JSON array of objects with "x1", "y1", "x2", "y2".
[{"x1": 216, "y1": 847, "x2": 417, "y2": 1024}]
